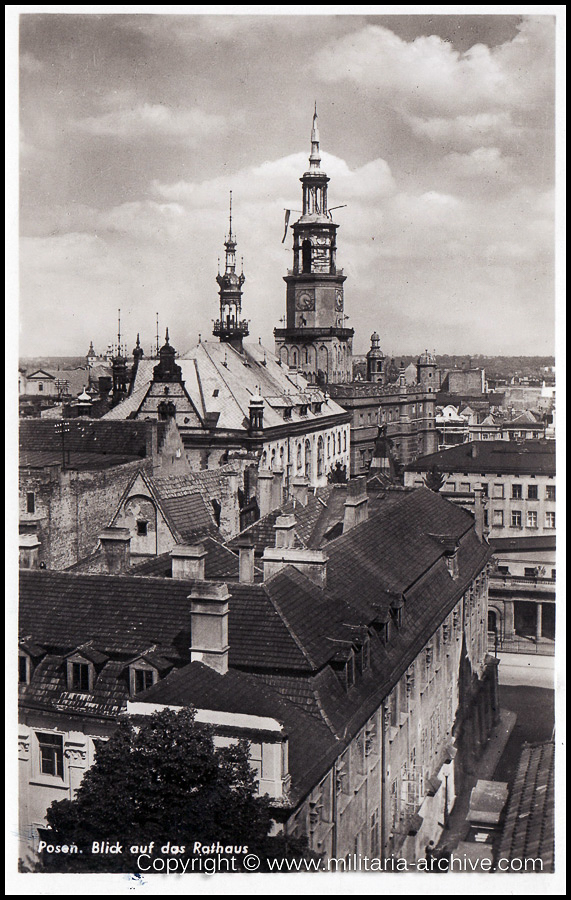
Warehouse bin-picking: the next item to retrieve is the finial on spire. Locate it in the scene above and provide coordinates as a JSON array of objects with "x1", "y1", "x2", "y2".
[
  {"x1": 229, "y1": 190, "x2": 233, "y2": 240},
  {"x1": 309, "y1": 104, "x2": 321, "y2": 169},
  {"x1": 165, "y1": 327, "x2": 170, "y2": 345},
  {"x1": 136, "y1": 333, "x2": 140, "y2": 347}
]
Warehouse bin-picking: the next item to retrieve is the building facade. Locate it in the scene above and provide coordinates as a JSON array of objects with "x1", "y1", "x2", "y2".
[
  {"x1": 404, "y1": 441, "x2": 556, "y2": 652},
  {"x1": 19, "y1": 485, "x2": 496, "y2": 867}
]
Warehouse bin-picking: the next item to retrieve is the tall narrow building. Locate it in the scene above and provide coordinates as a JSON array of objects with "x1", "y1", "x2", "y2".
[
  {"x1": 274, "y1": 108, "x2": 353, "y2": 384},
  {"x1": 213, "y1": 192, "x2": 248, "y2": 352}
]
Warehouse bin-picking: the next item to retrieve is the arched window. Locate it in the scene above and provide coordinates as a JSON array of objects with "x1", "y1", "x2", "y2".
[
  {"x1": 261, "y1": 451, "x2": 267, "y2": 468},
  {"x1": 304, "y1": 347, "x2": 309, "y2": 364},
  {"x1": 292, "y1": 350, "x2": 298, "y2": 367},
  {"x1": 317, "y1": 436, "x2": 324, "y2": 477},
  {"x1": 343, "y1": 431, "x2": 347, "y2": 451},
  {"x1": 302, "y1": 240, "x2": 312, "y2": 274},
  {"x1": 305, "y1": 440, "x2": 312, "y2": 480},
  {"x1": 297, "y1": 443, "x2": 302, "y2": 470},
  {"x1": 270, "y1": 449, "x2": 276, "y2": 470},
  {"x1": 327, "y1": 435, "x2": 331, "y2": 458},
  {"x1": 337, "y1": 432, "x2": 341, "y2": 454}
]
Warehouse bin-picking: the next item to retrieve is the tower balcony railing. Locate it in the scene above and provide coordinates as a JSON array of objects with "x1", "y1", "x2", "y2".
[
  {"x1": 286, "y1": 268, "x2": 344, "y2": 277},
  {"x1": 213, "y1": 319, "x2": 249, "y2": 336}
]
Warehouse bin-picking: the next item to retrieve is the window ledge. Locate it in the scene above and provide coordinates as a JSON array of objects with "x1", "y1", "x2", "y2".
[{"x1": 29, "y1": 779, "x2": 68, "y2": 790}]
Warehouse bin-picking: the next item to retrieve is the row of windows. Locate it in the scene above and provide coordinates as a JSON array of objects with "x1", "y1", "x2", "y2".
[
  {"x1": 446, "y1": 482, "x2": 555, "y2": 500},
  {"x1": 19, "y1": 656, "x2": 158, "y2": 696},
  {"x1": 491, "y1": 510, "x2": 555, "y2": 528}
]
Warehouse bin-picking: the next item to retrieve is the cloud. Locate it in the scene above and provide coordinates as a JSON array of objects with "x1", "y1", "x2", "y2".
[
  {"x1": 76, "y1": 103, "x2": 228, "y2": 143},
  {"x1": 314, "y1": 16, "x2": 554, "y2": 144}
]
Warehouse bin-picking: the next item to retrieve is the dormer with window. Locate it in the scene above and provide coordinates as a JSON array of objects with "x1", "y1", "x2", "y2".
[
  {"x1": 330, "y1": 645, "x2": 355, "y2": 691},
  {"x1": 18, "y1": 640, "x2": 45, "y2": 685},
  {"x1": 390, "y1": 596, "x2": 404, "y2": 629},
  {"x1": 65, "y1": 645, "x2": 108, "y2": 693},
  {"x1": 127, "y1": 652, "x2": 172, "y2": 697}
]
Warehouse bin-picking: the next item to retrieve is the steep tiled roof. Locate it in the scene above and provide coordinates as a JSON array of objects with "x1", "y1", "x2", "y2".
[
  {"x1": 158, "y1": 492, "x2": 218, "y2": 543},
  {"x1": 497, "y1": 742, "x2": 555, "y2": 872},
  {"x1": 138, "y1": 662, "x2": 337, "y2": 805},
  {"x1": 19, "y1": 419, "x2": 162, "y2": 459},
  {"x1": 405, "y1": 440, "x2": 555, "y2": 476},
  {"x1": 129, "y1": 538, "x2": 258, "y2": 581},
  {"x1": 103, "y1": 341, "x2": 349, "y2": 431}
]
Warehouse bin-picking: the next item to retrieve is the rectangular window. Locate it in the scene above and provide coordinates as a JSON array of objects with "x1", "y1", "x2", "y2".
[
  {"x1": 370, "y1": 810, "x2": 380, "y2": 857},
  {"x1": 19, "y1": 655, "x2": 29, "y2": 684},
  {"x1": 480, "y1": 482, "x2": 488, "y2": 497},
  {"x1": 38, "y1": 732, "x2": 64, "y2": 778},
  {"x1": 546, "y1": 486, "x2": 556, "y2": 501},
  {"x1": 26, "y1": 492, "x2": 35, "y2": 514},
  {"x1": 483, "y1": 509, "x2": 489, "y2": 527},
  {"x1": 511, "y1": 510, "x2": 522, "y2": 527},
  {"x1": 527, "y1": 484, "x2": 538, "y2": 500},
  {"x1": 460, "y1": 482, "x2": 470, "y2": 492},
  {"x1": 545, "y1": 512, "x2": 556, "y2": 529},
  {"x1": 511, "y1": 484, "x2": 522, "y2": 499},
  {"x1": 134, "y1": 668, "x2": 155, "y2": 694},
  {"x1": 493, "y1": 509, "x2": 504, "y2": 527},
  {"x1": 497, "y1": 565, "x2": 509, "y2": 575},
  {"x1": 136, "y1": 520, "x2": 148, "y2": 537},
  {"x1": 526, "y1": 510, "x2": 538, "y2": 528},
  {"x1": 524, "y1": 567, "x2": 537, "y2": 578},
  {"x1": 70, "y1": 662, "x2": 90, "y2": 691},
  {"x1": 493, "y1": 483, "x2": 504, "y2": 499}
]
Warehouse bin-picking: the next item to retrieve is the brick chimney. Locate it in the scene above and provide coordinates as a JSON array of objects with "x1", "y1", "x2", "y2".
[
  {"x1": 343, "y1": 476, "x2": 369, "y2": 533},
  {"x1": 235, "y1": 535, "x2": 255, "y2": 584},
  {"x1": 257, "y1": 469, "x2": 275, "y2": 518},
  {"x1": 274, "y1": 515, "x2": 296, "y2": 549},
  {"x1": 170, "y1": 544, "x2": 207, "y2": 580},
  {"x1": 262, "y1": 547, "x2": 328, "y2": 588},
  {"x1": 291, "y1": 477, "x2": 309, "y2": 507},
  {"x1": 99, "y1": 527, "x2": 131, "y2": 574},
  {"x1": 19, "y1": 533, "x2": 41, "y2": 569},
  {"x1": 189, "y1": 581, "x2": 230, "y2": 674}
]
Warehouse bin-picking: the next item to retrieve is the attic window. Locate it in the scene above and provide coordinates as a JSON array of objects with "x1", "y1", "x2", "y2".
[
  {"x1": 26, "y1": 492, "x2": 35, "y2": 514},
  {"x1": 19, "y1": 654, "x2": 30, "y2": 684},
  {"x1": 283, "y1": 407, "x2": 292, "y2": 420},
  {"x1": 137, "y1": 520, "x2": 148, "y2": 537},
  {"x1": 299, "y1": 404, "x2": 308, "y2": 416},
  {"x1": 68, "y1": 661, "x2": 92, "y2": 692},
  {"x1": 212, "y1": 389, "x2": 219, "y2": 397},
  {"x1": 313, "y1": 402, "x2": 322, "y2": 414},
  {"x1": 130, "y1": 666, "x2": 157, "y2": 695}
]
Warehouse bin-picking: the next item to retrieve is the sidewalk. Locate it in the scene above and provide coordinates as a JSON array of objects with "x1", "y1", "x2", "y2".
[{"x1": 436, "y1": 708, "x2": 517, "y2": 852}]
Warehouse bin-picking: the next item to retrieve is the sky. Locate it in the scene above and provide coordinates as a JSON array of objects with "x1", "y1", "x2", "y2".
[{"x1": 16, "y1": 10, "x2": 557, "y2": 358}]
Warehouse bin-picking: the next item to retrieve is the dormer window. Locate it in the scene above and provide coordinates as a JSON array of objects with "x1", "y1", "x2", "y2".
[
  {"x1": 299, "y1": 404, "x2": 308, "y2": 417},
  {"x1": 137, "y1": 520, "x2": 148, "y2": 537},
  {"x1": 313, "y1": 402, "x2": 322, "y2": 414},
  {"x1": 19, "y1": 654, "x2": 30, "y2": 684},
  {"x1": 129, "y1": 663, "x2": 159, "y2": 696},
  {"x1": 67, "y1": 660, "x2": 92, "y2": 692},
  {"x1": 283, "y1": 407, "x2": 292, "y2": 420}
]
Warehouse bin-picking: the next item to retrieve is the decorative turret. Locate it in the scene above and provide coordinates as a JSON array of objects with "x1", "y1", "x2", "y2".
[
  {"x1": 366, "y1": 332, "x2": 385, "y2": 383},
  {"x1": 133, "y1": 333, "x2": 144, "y2": 362},
  {"x1": 213, "y1": 192, "x2": 248, "y2": 352},
  {"x1": 275, "y1": 106, "x2": 353, "y2": 384},
  {"x1": 153, "y1": 328, "x2": 183, "y2": 384}
]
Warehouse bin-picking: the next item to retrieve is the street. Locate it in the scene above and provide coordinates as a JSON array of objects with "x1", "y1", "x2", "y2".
[{"x1": 497, "y1": 652, "x2": 555, "y2": 689}]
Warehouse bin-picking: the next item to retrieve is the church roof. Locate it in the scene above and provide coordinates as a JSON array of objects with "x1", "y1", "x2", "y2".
[{"x1": 103, "y1": 341, "x2": 348, "y2": 431}]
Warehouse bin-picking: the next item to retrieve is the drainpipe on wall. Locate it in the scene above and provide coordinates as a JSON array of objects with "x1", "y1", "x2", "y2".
[{"x1": 331, "y1": 759, "x2": 338, "y2": 859}]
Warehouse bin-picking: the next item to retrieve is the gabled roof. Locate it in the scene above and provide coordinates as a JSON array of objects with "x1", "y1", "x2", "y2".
[
  {"x1": 405, "y1": 440, "x2": 555, "y2": 476},
  {"x1": 19, "y1": 419, "x2": 165, "y2": 458},
  {"x1": 102, "y1": 341, "x2": 348, "y2": 431}
]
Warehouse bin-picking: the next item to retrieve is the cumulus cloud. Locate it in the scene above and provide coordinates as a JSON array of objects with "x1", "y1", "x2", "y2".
[
  {"x1": 314, "y1": 16, "x2": 554, "y2": 147},
  {"x1": 76, "y1": 103, "x2": 228, "y2": 143}
]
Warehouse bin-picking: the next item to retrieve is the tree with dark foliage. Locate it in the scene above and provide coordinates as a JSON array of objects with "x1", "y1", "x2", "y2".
[{"x1": 38, "y1": 707, "x2": 314, "y2": 873}]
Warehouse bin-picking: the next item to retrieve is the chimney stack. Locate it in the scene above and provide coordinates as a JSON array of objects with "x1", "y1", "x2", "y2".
[
  {"x1": 257, "y1": 469, "x2": 275, "y2": 518},
  {"x1": 171, "y1": 544, "x2": 207, "y2": 581},
  {"x1": 291, "y1": 477, "x2": 309, "y2": 507},
  {"x1": 473, "y1": 484, "x2": 487, "y2": 541},
  {"x1": 235, "y1": 535, "x2": 255, "y2": 584},
  {"x1": 19, "y1": 533, "x2": 41, "y2": 569},
  {"x1": 274, "y1": 514, "x2": 296, "y2": 549},
  {"x1": 99, "y1": 527, "x2": 131, "y2": 574},
  {"x1": 271, "y1": 468, "x2": 284, "y2": 510},
  {"x1": 262, "y1": 547, "x2": 328, "y2": 588},
  {"x1": 343, "y1": 476, "x2": 369, "y2": 533},
  {"x1": 189, "y1": 581, "x2": 230, "y2": 674}
]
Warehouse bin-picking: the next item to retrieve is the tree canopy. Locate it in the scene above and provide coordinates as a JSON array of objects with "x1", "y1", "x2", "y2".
[{"x1": 38, "y1": 706, "x2": 311, "y2": 873}]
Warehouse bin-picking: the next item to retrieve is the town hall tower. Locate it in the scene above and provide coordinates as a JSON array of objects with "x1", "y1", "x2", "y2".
[{"x1": 274, "y1": 108, "x2": 353, "y2": 383}]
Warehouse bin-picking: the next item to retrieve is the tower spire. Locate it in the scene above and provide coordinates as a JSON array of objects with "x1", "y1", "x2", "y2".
[
  {"x1": 309, "y1": 103, "x2": 321, "y2": 171},
  {"x1": 214, "y1": 195, "x2": 247, "y2": 351}
]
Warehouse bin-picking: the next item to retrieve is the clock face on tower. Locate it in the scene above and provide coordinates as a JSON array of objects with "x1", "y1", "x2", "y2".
[
  {"x1": 295, "y1": 291, "x2": 315, "y2": 311},
  {"x1": 335, "y1": 291, "x2": 343, "y2": 311}
]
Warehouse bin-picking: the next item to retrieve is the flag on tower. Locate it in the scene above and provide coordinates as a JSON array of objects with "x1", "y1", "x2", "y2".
[{"x1": 282, "y1": 209, "x2": 291, "y2": 243}]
